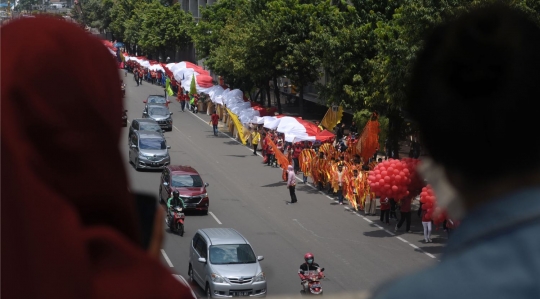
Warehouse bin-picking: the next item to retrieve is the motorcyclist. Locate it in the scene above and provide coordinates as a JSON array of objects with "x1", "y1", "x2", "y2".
[
  {"x1": 298, "y1": 253, "x2": 323, "y2": 291},
  {"x1": 166, "y1": 190, "x2": 185, "y2": 227}
]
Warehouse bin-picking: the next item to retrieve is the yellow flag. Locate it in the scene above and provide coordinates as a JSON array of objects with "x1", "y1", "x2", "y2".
[
  {"x1": 226, "y1": 108, "x2": 248, "y2": 144},
  {"x1": 320, "y1": 106, "x2": 343, "y2": 131}
]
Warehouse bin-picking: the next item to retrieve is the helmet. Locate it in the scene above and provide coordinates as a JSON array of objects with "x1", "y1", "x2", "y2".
[
  {"x1": 304, "y1": 253, "x2": 314, "y2": 265},
  {"x1": 172, "y1": 190, "x2": 179, "y2": 197}
]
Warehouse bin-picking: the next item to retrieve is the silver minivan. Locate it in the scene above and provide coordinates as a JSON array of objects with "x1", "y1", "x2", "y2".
[
  {"x1": 189, "y1": 228, "x2": 267, "y2": 298},
  {"x1": 128, "y1": 131, "x2": 171, "y2": 170}
]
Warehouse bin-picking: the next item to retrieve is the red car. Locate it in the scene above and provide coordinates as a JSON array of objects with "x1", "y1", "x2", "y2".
[
  {"x1": 144, "y1": 95, "x2": 170, "y2": 108},
  {"x1": 159, "y1": 165, "x2": 209, "y2": 214}
]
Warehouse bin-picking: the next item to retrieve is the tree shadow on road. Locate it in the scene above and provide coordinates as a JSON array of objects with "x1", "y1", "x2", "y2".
[
  {"x1": 296, "y1": 185, "x2": 321, "y2": 195},
  {"x1": 363, "y1": 229, "x2": 393, "y2": 238},
  {"x1": 260, "y1": 181, "x2": 287, "y2": 187}
]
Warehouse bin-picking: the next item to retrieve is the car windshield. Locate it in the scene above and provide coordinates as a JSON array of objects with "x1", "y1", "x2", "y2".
[
  {"x1": 209, "y1": 244, "x2": 256, "y2": 265},
  {"x1": 147, "y1": 96, "x2": 166, "y2": 104},
  {"x1": 171, "y1": 175, "x2": 203, "y2": 187},
  {"x1": 140, "y1": 123, "x2": 162, "y2": 132},
  {"x1": 139, "y1": 138, "x2": 166, "y2": 150},
  {"x1": 149, "y1": 107, "x2": 169, "y2": 116}
]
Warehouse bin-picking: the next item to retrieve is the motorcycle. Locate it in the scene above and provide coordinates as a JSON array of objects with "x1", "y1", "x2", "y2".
[
  {"x1": 300, "y1": 268, "x2": 325, "y2": 295},
  {"x1": 122, "y1": 109, "x2": 128, "y2": 127},
  {"x1": 167, "y1": 206, "x2": 185, "y2": 236}
]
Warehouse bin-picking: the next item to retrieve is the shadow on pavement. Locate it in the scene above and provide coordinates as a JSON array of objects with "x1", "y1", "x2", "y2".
[
  {"x1": 416, "y1": 244, "x2": 445, "y2": 255},
  {"x1": 261, "y1": 181, "x2": 287, "y2": 187},
  {"x1": 225, "y1": 154, "x2": 248, "y2": 158},
  {"x1": 296, "y1": 185, "x2": 321, "y2": 194},
  {"x1": 363, "y1": 229, "x2": 393, "y2": 238}
]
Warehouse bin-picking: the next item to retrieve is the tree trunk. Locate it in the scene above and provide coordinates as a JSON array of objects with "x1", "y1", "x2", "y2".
[
  {"x1": 266, "y1": 81, "x2": 272, "y2": 107},
  {"x1": 260, "y1": 86, "x2": 266, "y2": 105},
  {"x1": 388, "y1": 111, "x2": 402, "y2": 159},
  {"x1": 253, "y1": 89, "x2": 261, "y2": 102},
  {"x1": 273, "y1": 76, "x2": 282, "y2": 114},
  {"x1": 299, "y1": 84, "x2": 304, "y2": 118}
]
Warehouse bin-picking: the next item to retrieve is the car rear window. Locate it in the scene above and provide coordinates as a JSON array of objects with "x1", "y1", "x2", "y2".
[
  {"x1": 147, "y1": 96, "x2": 166, "y2": 104},
  {"x1": 209, "y1": 244, "x2": 256, "y2": 265},
  {"x1": 172, "y1": 175, "x2": 203, "y2": 187},
  {"x1": 139, "y1": 138, "x2": 166, "y2": 150},
  {"x1": 140, "y1": 123, "x2": 161, "y2": 132},
  {"x1": 149, "y1": 107, "x2": 169, "y2": 116}
]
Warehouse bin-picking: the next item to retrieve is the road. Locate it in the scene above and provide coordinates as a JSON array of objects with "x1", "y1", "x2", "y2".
[{"x1": 120, "y1": 77, "x2": 442, "y2": 298}]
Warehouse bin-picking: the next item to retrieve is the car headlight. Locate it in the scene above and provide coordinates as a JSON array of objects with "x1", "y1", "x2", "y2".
[
  {"x1": 254, "y1": 272, "x2": 265, "y2": 282},
  {"x1": 211, "y1": 273, "x2": 225, "y2": 283},
  {"x1": 201, "y1": 193, "x2": 208, "y2": 198}
]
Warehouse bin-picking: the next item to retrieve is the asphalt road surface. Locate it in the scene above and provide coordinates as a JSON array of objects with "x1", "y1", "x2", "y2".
[{"x1": 120, "y1": 76, "x2": 442, "y2": 298}]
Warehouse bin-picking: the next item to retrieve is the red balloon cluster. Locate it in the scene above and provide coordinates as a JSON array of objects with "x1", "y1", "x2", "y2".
[
  {"x1": 368, "y1": 159, "x2": 411, "y2": 199},
  {"x1": 420, "y1": 185, "x2": 445, "y2": 224},
  {"x1": 402, "y1": 158, "x2": 424, "y2": 192}
]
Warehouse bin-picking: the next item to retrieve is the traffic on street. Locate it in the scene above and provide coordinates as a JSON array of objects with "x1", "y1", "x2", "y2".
[{"x1": 121, "y1": 77, "x2": 439, "y2": 298}]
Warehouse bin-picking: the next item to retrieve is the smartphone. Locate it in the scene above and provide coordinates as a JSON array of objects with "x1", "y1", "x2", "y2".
[{"x1": 133, "y1": 192, "x2": 158, "y2": 250}]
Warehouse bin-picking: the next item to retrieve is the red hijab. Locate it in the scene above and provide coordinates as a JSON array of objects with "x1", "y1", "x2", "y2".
[{"x1": 1, "y1": 17, "x2": 195, "y2": 299}]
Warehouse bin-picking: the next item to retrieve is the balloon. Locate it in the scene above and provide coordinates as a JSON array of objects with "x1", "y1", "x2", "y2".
[
  {"x1": 420, "y1": 197, "x2": 427, "y2": 203},
  {"x1": 387, "y1": 167, "x2": 394, "y2": 172},
  {"x1": 384, "y1": 176, "x2": 391, "y2": 183},
  {"x1": 392, "y1": 185, "x2": 398, "y2": 191},
  {"x1": 384, "y1": 184, "x2": 391, "y2": 190},
  {"x1": 399, "y1": 172, "x2": 405, "y2": 177},
  {"x1": 376, "y1": 174, "x2": 382, "y2": 180},
  {"x1": 379, "y1": 179, "x2": 385, "y2": 185},
  {"x1": 421, "y1": 203, "x2": 428, "y2": 209},
  {"x1": 381, "y1": 171, "x2": 388, "y2": 176},
  {"x1": 427, "y1": 208, "x2": 433, "y2": 214}
]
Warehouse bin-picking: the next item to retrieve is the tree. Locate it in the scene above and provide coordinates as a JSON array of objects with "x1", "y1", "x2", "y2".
[
  {"x1": 77, "y1": 0, "x2": 113, "y2": 31},
  {"x1": 137, "y1": 2, "x2": 194, "y2": 59},
  {"x1": 15, "y1": 0, "x2": 37, "y2": 12}
]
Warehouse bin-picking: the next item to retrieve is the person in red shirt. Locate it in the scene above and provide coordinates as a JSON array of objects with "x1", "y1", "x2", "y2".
[
  {"x1": 395, "y1": 195, "x2": 413, "y2": 232},
  {"x1": 380, "y1": 197, "x2": 390, "y2": 224},
  {"x1": 292, "y1": 143, "x2": 302, "y2": 174},
  {"x1": 210, "y1": 110, "x2": 219, "y2": 136},
  {"x1": 157, "y1": 70, "x2": 162, "y2": 86},
  {"x1": 151, "y1": 70, "x2": 156, "y2": 84}
]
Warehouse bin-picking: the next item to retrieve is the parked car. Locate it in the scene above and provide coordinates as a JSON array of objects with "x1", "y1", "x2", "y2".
[
  {"x1": 129, "y1": 131, "x2": 170, "y2": 171},
  {"x1": 189, "y1": 228, "x2": 266, "y2": 298},
  {"x1": 128, "y1": 118, "x2": 164, "y2": 144},
  {"x1": 144, "y1": 95, "x2": 170, "y2": 108},
  {"x1": 159, "y1": 165, "x2": 209, "y2": 214},
  {"x1": 142, "y1": 104, "x2": 173, "y2": 131}
]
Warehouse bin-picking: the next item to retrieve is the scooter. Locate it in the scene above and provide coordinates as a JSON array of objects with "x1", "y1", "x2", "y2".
[
  {"x1": 300, "y1": 268, "x2": 325, "y2": 295},
  {"x1": 167, "y1": 206, "x2": 185, "y2": 236}
]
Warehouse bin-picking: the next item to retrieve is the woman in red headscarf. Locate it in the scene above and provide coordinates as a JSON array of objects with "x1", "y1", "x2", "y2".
[{"x1": 1, "y1": 17, "x2": 196, "y2": 299}]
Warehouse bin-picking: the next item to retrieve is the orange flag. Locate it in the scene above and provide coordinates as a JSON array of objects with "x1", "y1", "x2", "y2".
[
  {"x1": 266, "y1": 137, "x2": 289, "y2": 171},
  {"x1": 357, "y1": 112, "x2": 380, "y2": 163}
]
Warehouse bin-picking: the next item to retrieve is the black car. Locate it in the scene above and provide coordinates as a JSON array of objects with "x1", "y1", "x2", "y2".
[
  {"x1": 142, "y1": 104, "x2": 173, "y2": 131},
  {"x1": 128, "y1": 118, "x2": 165, "y2": 144}
]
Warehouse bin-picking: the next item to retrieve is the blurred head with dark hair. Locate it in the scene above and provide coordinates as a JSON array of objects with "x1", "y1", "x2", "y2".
[{"x1": 408, "y1": 4, "x2": 540, "y2": 208}]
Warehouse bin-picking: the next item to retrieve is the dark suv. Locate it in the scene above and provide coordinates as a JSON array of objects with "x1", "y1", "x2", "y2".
[{"x1": 160, "y1": 165, "x2": 209, "y2": 214}]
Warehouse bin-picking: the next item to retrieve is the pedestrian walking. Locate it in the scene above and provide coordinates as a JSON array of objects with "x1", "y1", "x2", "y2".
[
  {"x1": 380, "y1": 197, "x2": 390, "y2": 224},
  {"x1": 286, "y1": 165, "x2": 297, "y2": 203},
  {"x1": 250, "y1": 128, "x2": 260, "y2": 155},
  {"x1": 395, "y1": 195, "x2": 413, "y2": 232},
  {"x1": 210, "y1": 110, "x2": 219, "y2": 136},
  {"x1": 421, "y1": 210, "x2": 432, "y2": 242},
  {"x1": 336, "y1": 164, "x2": 345, "y2": 205},
  {"x1": 389, "y1": 198, "x2": 398, "y2": 220}
]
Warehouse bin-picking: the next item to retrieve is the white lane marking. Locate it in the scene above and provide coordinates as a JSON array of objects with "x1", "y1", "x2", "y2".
[
  {"x1": 161, "y1": 249, "x2": 174, "y2": 267},
  {"x1": 373, "y1": 224, "x2": 383, "y2": 229},
  {"x1": 187, "y1": 106, "x2": 440, "y2": 261},
  {"x1": 409, "y1": 244, "x2": 420, "y2": 249},
  {"x1": 173, "y1": 125, "x2": 180, "y2": 131},
  {"x1": 209, "y1": 211, "x2": 222, "y2": 225},
  {"x1": 425, "y1": 252, "x2": 437, "y2": 259},
  {"x1": 396, "y1": 237, "x2": 408, "y2": 243}
]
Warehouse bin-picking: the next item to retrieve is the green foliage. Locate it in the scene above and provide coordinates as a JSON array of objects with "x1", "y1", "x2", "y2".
[
  {"x1": 15, "y1": 0, "x2": 37, "y2": 11},
  {"x1": 190, "y1": 76, "x2": 197, "y2": 95},
  {"x1": 137, "y1": 2, "x2": 193, "y2": 53}
]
